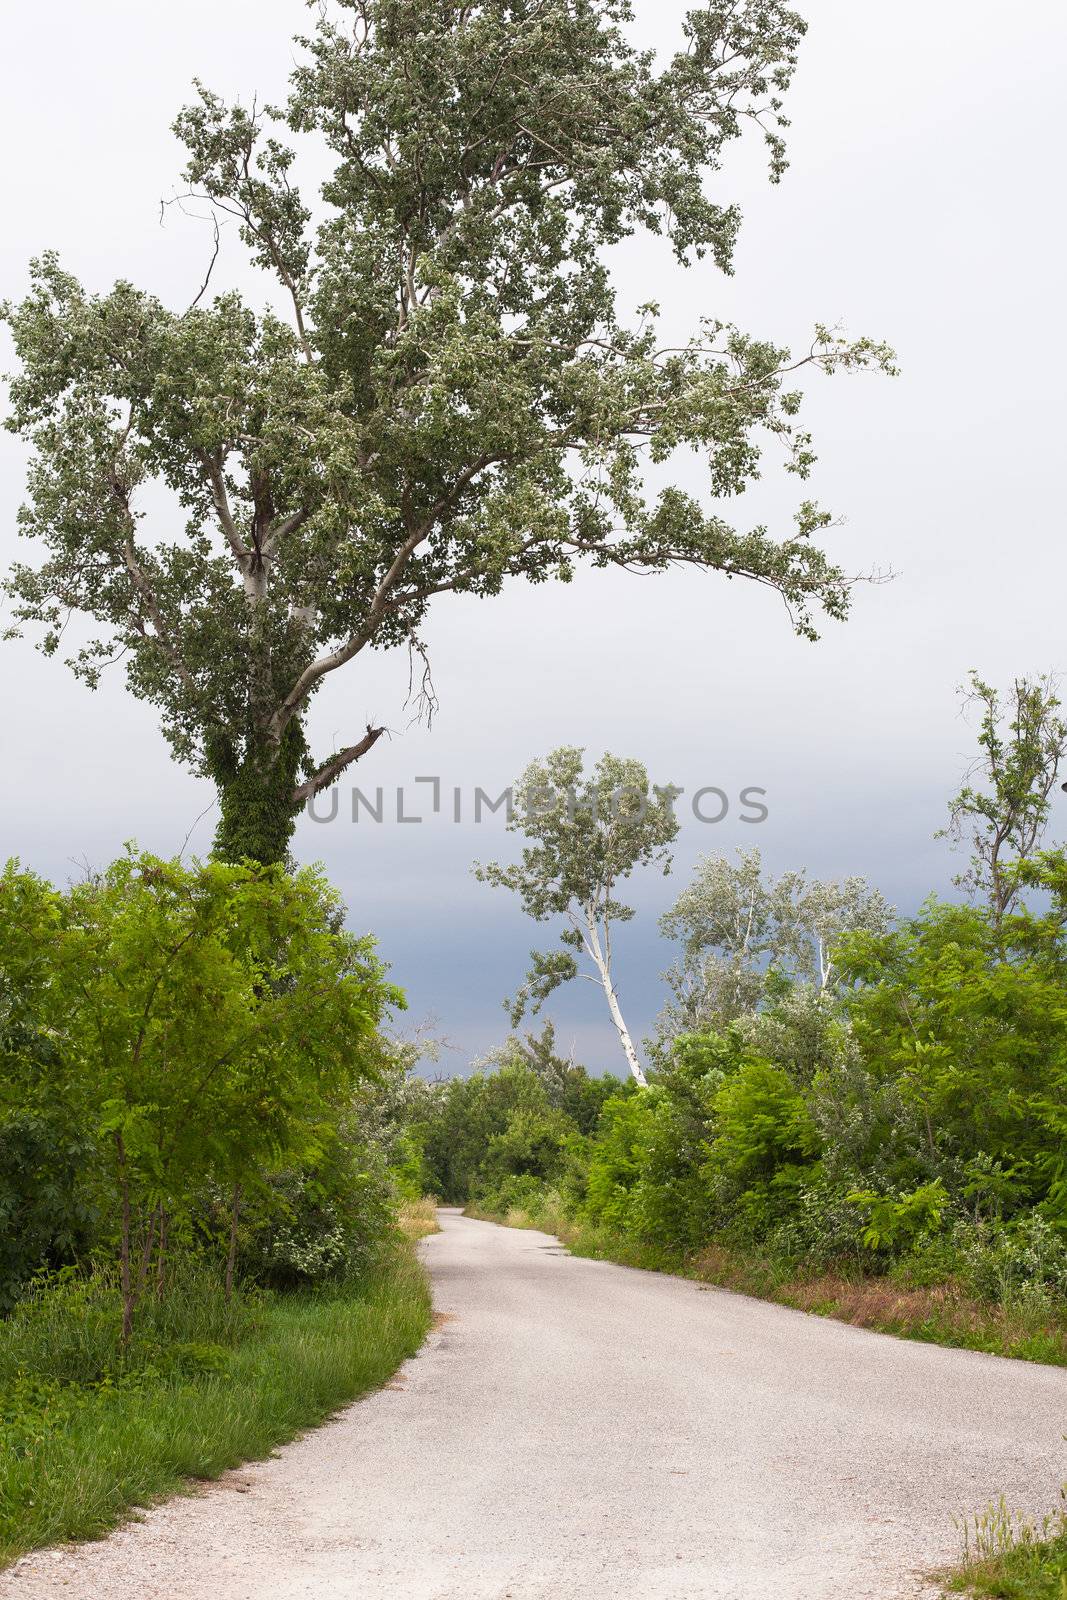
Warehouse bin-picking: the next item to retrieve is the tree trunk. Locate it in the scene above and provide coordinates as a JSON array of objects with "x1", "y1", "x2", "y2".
[
  {"x1": 585, "y1": 923, "x2": 647, "y2": 1086},
  {"x1": 225, "y1": 1184, "x2": 241, "y2": 1302},
  {"x1": 114, "y1": 1132, "x2": 135, "y2": 1348},
  {"x1": 209, "y1": 723, "x2": 306, "y2": 866},
  {"x1": 602, "y1": 980, "x2": 648, "y2": 1087}
]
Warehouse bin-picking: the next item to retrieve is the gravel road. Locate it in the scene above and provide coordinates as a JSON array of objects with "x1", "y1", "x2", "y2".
[{"x1": 4, "y1": 1208, "x2": 1064, "y2": 1600}]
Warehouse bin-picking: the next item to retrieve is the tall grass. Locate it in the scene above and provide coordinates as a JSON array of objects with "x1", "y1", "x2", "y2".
[
  {"x1": 0, "y1": 1242, "x2": 431, "y2": 1568},
  {"x1": 397, "y1": 1194, "x2": 440, "y2": 1240},
  {"x1": 945, "y1": 1491, "x2": 1067, "y2": 1598}
]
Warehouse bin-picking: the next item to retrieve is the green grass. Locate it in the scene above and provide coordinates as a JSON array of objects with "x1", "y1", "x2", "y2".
[
  {"x1": 470, "y1": 1198, "x2": 1067, "y2": 1366},
  {"x1": 944, "y1": 1494, "x2": 1067, "y2": 1598},
  {"x1": 0, "y1": 1240, "x2": 432, "y2": 1568}
]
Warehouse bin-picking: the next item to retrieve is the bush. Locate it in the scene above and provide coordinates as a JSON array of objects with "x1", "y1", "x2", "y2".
[
  {"x1": 0, "y1": 1110, "x2": 96, "y2": 1314},
  {"x1": 479, "y1": 1173, "x2": 549, "y2": 1216},
  {"x1": 584, "y1": 1093, "x2": 656, "y2": 1233},
  {"x1": 946, "y1": 1214, "x2": 1067, "y2": 1308},
  {"x1": 238, "y1": 1136, "x2": 393, "y2": 1290},
  {"x1": 703, "y1": 1056, "x2": 820, "y2": 1235}
]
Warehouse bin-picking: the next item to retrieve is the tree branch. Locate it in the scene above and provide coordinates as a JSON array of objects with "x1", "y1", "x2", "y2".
[
  {"x1": 291, "y1": 724, "x2": 387, "y2": 804},
  {"x1": 200, "y1": 453, "x2": 251, "y2": 566},
  {"x1": 269, "y1": 457, "x2": 493, "y2": 740},
  {"x1": 111, "y1": 489, "x2": 199, "y2": 697}
]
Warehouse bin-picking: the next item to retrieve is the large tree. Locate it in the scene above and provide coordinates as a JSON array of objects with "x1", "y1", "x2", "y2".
[{"x1": 2, "y1": 0, "x2": 892, "y2": 863}]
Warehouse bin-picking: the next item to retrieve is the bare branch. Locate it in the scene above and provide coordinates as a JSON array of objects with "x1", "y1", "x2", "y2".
[{"x1": 291, "y1": 723, "x2": 387, "y2": 804}]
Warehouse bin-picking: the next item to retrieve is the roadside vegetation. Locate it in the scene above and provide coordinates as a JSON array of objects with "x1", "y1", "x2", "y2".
[
  {"x1": 0, "y1": 0, "x2": 1059, "y2": 1589},
  {"x1": 0, "y1": 851, "x2": 433, "y2": 1569},
  {"x1": 0, "y1": 1241, "x2": 429, "y2": 1568},
  {"x1": 412, "y1": 677, "x2": 1067, "y2": 1368},
  {"x1": 945, "y1": 1492, "x2": 1067, "y2": 1598}
]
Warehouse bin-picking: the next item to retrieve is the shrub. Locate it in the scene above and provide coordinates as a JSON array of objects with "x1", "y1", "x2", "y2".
[{"x1": 703, "y1": 1057, "x2": 820, "y2": 1234}]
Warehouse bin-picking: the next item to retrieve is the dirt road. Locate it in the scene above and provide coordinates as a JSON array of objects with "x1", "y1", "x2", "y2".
[{"x1": 4, "y1": 1209, "x2": 1063, "y2": 1599}]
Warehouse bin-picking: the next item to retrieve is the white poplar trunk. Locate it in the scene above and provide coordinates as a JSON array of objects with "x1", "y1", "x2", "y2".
[
  {"x1": 602, "y1": 975, "x2": 648, "y2": 1087},
  {"x1": 586, "y1": 917, "x2": 647, "y2": 1087}
]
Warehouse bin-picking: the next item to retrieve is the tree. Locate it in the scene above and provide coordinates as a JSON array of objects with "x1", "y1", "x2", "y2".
[
  {"x1": 942, "y1": 671, "x2": 1067, "y2": 935},
  {"x1": 475, "y1": 746, "x2": 678, "y2": 1084},
  {"x1": 835, "y1": 900, "x2": 1067, "y2": 1224},
  {"x1": 475, "y1": 1020, "x2": 621, "y2": 1132},
  {"x1": 2, "y1": 0, "x2": 893, "y2": 864},
  {"x1": 657, "y1": 846, "x2": 890, "y2": 1038},
  {"x1": 0, "y1": 853, "x2": 395, "y2": 1340}
]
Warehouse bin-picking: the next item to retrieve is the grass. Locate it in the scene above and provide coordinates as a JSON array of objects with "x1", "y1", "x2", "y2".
[
  {"x1": 0, "y1": 1232, "x2": 433, "y2": 1569},
  {"x1": 471, "y1": 1198, "x2": 1067, "y2": 1366},
  {"x1": 397, "y1": 1193, "x2": 441, "y2": 1240},
  {"x1": 943, "y1": 1492, "x2": 1067, "y2": 1598}
]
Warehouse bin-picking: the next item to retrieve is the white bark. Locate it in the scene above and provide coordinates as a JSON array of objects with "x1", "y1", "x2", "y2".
[
  {"x1": 586, "y1": 916, "x2": 647, "y2": 1087},
  {"x1": 243, "y1": 564, "x2": 268, "y2": 605}
]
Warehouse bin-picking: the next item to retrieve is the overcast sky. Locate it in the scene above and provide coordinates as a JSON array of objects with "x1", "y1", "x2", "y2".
[{"x1": 2, "y1": 1, "x2": 1064, "y2": 1073}]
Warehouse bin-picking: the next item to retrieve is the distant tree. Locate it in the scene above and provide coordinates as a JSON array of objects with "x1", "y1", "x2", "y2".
[
  {"x1": 3, "y1": 0, "x2": 892, "y2": 863},
  {"x1": 476, "y1": 747, "x2": 678, "y2": 1085},
  {"x1": 477, "y1": 1020, "x2": 623, "y2": 1132},
  {"x1": 658, "y1": 846, "x2": 890, "y2": 1038},
  {"x1": 942, "y1": 671, "x2": 1067, "y2": 934}
]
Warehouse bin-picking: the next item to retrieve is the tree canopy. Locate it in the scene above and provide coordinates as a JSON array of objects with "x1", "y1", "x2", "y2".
[
  {"x1": 0, "y1": 852, "x2": 396, "y2": 1335},
  {"x1": 3, "y1": 0, "x2": 893, "y2": 862}
]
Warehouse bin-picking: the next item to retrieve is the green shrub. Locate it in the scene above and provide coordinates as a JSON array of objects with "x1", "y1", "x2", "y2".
[
  {"x1": 0, "y1": 1110, "x2": 96, "y2": 1314},
  {"x1": 584, "y1": 1093, "x2": 656, "y2": 1233},
  {"x1": 479, "y1": 1173, "x2": 548, "y2": 1215},
  {"x1": 238, "y1": 1150, "x2": 392, "y2": 1290},
  {"x1": 704, "y1": 1056, "x2": 820, "y2": 1234}
]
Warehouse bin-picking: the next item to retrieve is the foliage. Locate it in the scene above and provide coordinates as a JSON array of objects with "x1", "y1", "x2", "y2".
[
  {"x1": 847, "y1": 1181, "x2": 948, "y2": 1253},
  {"x1": 0, "y1": 1110, "x2": 96, "y2": 1315},
  {"x1": 0, "y1": 852, "x2": 400, "y2": 1338},
  {"x1": 476, "y1": 746, "x2": 679, "y2": 1080},
  {"x1": 432, "y1": 803, "x2": 1067, "y2": 1354},
  {"x1": 416, "y1": 1050, "x2": 614, "y2": 1204},
  {"x1": 835, "y1": 898, "x2": 1067, "y2": 1227},
  {"x1": 942, "y1": 672, "x2": 1067, "y2": 933},
  {"x1": 704, "y1": 1055, "x2": 819, "y2": 1232},
  {"x1": 657, "y1": 846, "x2": 890, "y2": 1039},
  {"x1": 3, "y1": 0, "x2": 893, "y2": 861},
  {"x1": 0, "y1": 848, "x2": 431, "y2": 1571},
  {"x1": 583, "y1": 1092, "x2": 657, "y2": 1232}
]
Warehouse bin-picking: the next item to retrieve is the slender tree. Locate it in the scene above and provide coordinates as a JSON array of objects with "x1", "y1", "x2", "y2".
[
  {"x1": 2, "y1": 1, "x2": 893, "y2": 863},
  {"x1": 942, "y1": 670, "x2": 1067, "y2": 934},
  {"x1": 476, "y1": 747, "x2": 677, "y2": 1084}
]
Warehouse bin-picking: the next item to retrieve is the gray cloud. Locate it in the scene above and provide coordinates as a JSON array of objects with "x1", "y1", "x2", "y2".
[{"x1": 2, "y1": 0, "x2": 1064, "y2": 1070}]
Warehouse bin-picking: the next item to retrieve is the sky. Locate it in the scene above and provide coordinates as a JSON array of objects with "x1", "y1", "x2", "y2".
[{"x1": 2, "y1": 0, "x2": 1064, "y2": 1075}]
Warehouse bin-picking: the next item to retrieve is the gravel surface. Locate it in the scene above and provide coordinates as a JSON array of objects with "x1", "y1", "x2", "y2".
[{"x1": 4, "y1": 1208, "x2": 1064, "y2": 1599}]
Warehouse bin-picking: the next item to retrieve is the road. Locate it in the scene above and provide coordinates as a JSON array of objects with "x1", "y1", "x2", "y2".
[{"x1": 4, "y1": 1209, "x2": 1064, "y2": 1600}]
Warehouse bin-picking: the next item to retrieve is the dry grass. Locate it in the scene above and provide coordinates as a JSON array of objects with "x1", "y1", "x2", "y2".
[
  {"x1": 397, "y1": 1195, "x2": 440, "y2": 1240},
  {"x1": 473, "y1": 1202, "x2": 1067, "y2": 1366},
  {"x1": 687, "y1": 1250, "x2": 1067, "y2": 1365}
]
